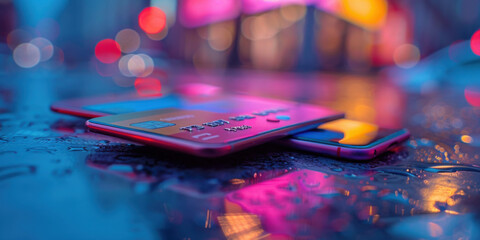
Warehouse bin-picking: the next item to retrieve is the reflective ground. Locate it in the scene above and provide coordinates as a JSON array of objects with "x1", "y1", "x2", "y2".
[{"x1": 1, "y1": 67, "x2": 480, "y2": 240}]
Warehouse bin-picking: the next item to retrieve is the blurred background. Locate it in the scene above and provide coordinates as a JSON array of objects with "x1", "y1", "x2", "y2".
[
  {"x1": 3, "y1": 2, "x2": 480, "y2": 239},
  {"x1": 0, "y1": 0, "x2": 479, "y2": 70},
  {"x1": 1, "y1": 0, "x2": 480, "y2": 123}
]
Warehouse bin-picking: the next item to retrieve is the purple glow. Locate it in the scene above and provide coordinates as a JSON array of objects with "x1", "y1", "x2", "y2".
[
  {"x1": 179, "y1": 0, "x2": 241, "y2": 28},
  {"x1": 242, "y1": 0, "x2": 314, "y2": 14}
]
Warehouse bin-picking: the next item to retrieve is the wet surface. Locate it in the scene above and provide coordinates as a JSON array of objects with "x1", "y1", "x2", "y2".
[{"x1": 1, "y1": 68, "x2": 480, "y2": 240}]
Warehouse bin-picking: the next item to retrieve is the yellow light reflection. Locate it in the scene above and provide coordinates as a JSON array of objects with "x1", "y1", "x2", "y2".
[
  {"x1": 322, "y1": 76, "x2": 377, "y2": 123},
  {"x1": 419, "y1": 177, "x2": 460, "y2": 214},
  {"x1": 340, "y1": 0, "x2": 388, "y2": 30},
  {"x1": 318, "y1": 119, "x2": 379, "y2": 145},
  {"x1": 461, "y1": 135, "x2": 473, "y2": 144},
  {"x1": 217, "y1": 212, "x2": 268, "y2": 240}
]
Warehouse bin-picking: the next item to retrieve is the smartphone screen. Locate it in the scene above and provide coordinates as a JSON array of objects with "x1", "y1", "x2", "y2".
[
  {"x1": 293, "y1": 128, "x2": 400, "y2": 147},
  {"x1": 292, "y1": 119, "x2": 403, "y2": 148}
]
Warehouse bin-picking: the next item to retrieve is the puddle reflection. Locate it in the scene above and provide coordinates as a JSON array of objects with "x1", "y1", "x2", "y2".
[{"x1": 84, "y1": 143, "x2": 480, "y2": 239}]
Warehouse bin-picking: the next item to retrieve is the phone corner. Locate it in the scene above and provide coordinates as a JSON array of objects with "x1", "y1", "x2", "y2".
[
  {"x1": 85, "y1": 119, "x2": 98, "y2": 130},
  {"x1": 191, "y1": 143, "x2": 234, "y2": 158}
]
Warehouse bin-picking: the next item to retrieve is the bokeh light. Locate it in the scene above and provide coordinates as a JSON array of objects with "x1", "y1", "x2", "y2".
[
  {"x1": 53, "y1": 47, "x2": 65, "y2": 65},
  {"x1": 470, "y1": 29, "x2": 480, "y2": 56},
  {"x1": 118, "y1": 54, "x2": 154, "y2": 77},
  {"x1": 241, "y1": 14, "x2": 280, "y2": 41},
  {"x1": 13, "y1": 43, "x2": 41, "y2": 68},
  {"x1": 128, "y1": 54, "x2": 154, "y2": 77},
  {"x1": 280, "y1": 5, "x2": 306, "y2": 23},
  {"x1": 208, "y1": 25, "x2": 234, "y2": 51},
  {"x1": 118, "y1": 54, "x2": 135, "y2": 77},
  {"x1": 30, "y1": 37, "x2": 54, "y2": 62},
  {"x1": 115, "y1": 28, "x2": 141, "y2": 53},
  {"x1": 134, "y1": 77, "x2": 162, "y2": 96},
  {"x1": 461, "y1": 135, "x2": 473, "y2": 144},
  {"x1": 393, "y1": 44, "x2": 420, "y2": 68},
  {"x1": 339, "y1": 0, "x2": 388, "y2": 30},
  {"x1": 95, "y1": 39, "x2": 121, "y2": 64},
  {"x1": 179, "y1": 0, "x2": 240, "y2": 28},
  {"x1": 151, "y1": 0, "x2": 177, "y2": 27},
  {"x1": 7, "y1": 29, "x2": 32, "y2": 50},
  {"x1": 464, "y1": 88, "x2": 480, "y2": 107},
  {"x1": 138, "y1": 7, "x2": 166, "y2": 34},
  {"x1": 146, "y1": 25, "x2": 169, "y2": 41}
]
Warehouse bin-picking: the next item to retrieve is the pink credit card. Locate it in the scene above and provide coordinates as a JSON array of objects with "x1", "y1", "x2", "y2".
[{"x1": 86, "y1": 95, "x2": 343, "y2": 157}]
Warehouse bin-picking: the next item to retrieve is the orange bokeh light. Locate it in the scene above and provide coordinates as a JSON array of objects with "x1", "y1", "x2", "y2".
[
  {"x1": 95, "y1": 39, "x2": 121, "y2": 64},
  {"x1": 134, "y1": 77, "x2": 162, "y2": 97},
  {"x1": 339, "y1": 0, "x2": 388, "y2": 30},
  {"x1": 138, "y1": 7, "x2": 167, "y2": 34},
  {"x1": 470, "y1": 29, "x2": 480, "y2": 56}
]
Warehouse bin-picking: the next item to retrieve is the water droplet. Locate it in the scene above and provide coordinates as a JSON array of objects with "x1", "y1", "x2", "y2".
[
  {"x1": 278, "y1": 183, "x2": 297, "y2": 192},
  {"x1": 344, "y1": 173, "x2": 358, "y2": 178},
  {"x1": 374, "y1": 168, "x2": 418, "y2": 178},
  {"x1": 361, "y1": 185, "x2": 378, "y2": 192},
  {"x1": 373, "y1": 172, "x2": 409, "y2": 184},
  {"x1": 381, "y1": 193, "x2": 410, "y2": 204},
  {"x1": 0, "y1": 165, "x2": 36, "y2": 181},
  {"x1": 108, "y1": 164, "x2": 133, "y2": 172},
  {"x1": 330, "y1": 167, "x2": 343, "y2": 172},
  {"x1": 316, "y1": 192, "x2": 341, "y2": 198},
  {"x1": 0, "y1": 151, "x2": 17, "y2": 155},
  {"x1": 26, "y1": 146, "x2": 57, "y2": 154},
  {"x1": 115, "y1": 154, "x2": 143, "y2": 161},
  {"x1": 67, "y1": 146, "x2": 88, "y2": 152},
  {"x1": 207, "y1": 178, "x2": 219, "y2": 185},
  {"x1": 301, "y1": 180, "x2": 320, "y2": 188},
  {"x1": 418, "y1": 138, "x2": 434, "y2": 147},
  {"x1": 423, "y1": 164, "x2": 480, "y2": 173}
]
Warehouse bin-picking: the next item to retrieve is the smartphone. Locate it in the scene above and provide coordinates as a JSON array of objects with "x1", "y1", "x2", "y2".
[
  {"x1": 282, "y1": 119, "x2": 410, "y2": 160},
  {"x1": 86, "y1": 95, "x2": 343, "y2": 157}
]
